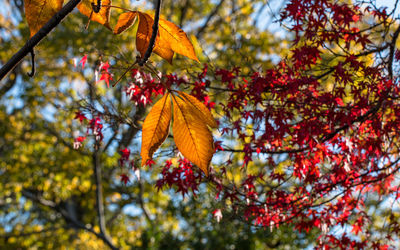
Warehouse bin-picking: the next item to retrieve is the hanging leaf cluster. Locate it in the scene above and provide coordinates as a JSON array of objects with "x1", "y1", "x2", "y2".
[
  {"x1": 22, "y1": 0, "x2": 215, "y2": 174},
  {"x1": 141, "y1": 92, "x2": 217, "y2": 176},
  {"x1": 23, "y1": 0, "x2": 198, "y2": 63}
]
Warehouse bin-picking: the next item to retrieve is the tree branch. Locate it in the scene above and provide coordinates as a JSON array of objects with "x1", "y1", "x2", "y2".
[
  {"x1": 21, "y1": 189, "x2": 118, "y2": 249},
  {"x1": 0, "y1": 0, "x2": 82, "y2": 81},
  {"x1": 388, "y1": 24, "x2": 400, "y2": 79},
  {"x1": 196, "y1": 0, "x2": 225, "y2": 38},
  {"x1": 92, "y1": 150, "x2": 117, "y2": 250},
  {"x1": 138, "y1": 0, "x2": 162, "y2": 66}
]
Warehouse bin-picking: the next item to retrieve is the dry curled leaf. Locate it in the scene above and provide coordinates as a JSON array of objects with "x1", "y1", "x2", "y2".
[
  {"x1": 141, "y1": 93, "x2": 172, "y2": 166},
  {"x1": 77, "y1": 0, "x2": 111, "y2": 30},
  {"x1": 171, "y1": 93, "x2": 214, "y2": 176},
  {"x1": 24, "y1": 0, "x2": 64, "y2": 37}
]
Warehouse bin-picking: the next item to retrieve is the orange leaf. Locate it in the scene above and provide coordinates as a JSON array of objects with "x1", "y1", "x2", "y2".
[
  {"x1": 136, "y1": 12, "x2": 199, "y2": 63},
  {"x1": 171, "y1": 93, "x2": 214, "y2": 175},
  {"x1": 177, "y1": 91, "x2": 217, "y2": 128},
  {"x1": 136, "y1": 12, "x2": 174, "y2": 63},
  {"x1": 24, "y1": 0, "x2": 64, "y2": 37},
  {"x1": 141, "y1": 93, "x2": 172, "y2": 166},
  {"x1": 113, "y1": 11, "x2": 138, "y2": 35},
  {"x1": 158, "y1": 18, "x2": 199, "y2": 62},
  {"x1": 77, "y1": 0, "x2": 111, "y2": 30}
]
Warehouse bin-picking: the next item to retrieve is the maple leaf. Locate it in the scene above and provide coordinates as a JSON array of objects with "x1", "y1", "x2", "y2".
[
  {"x1": 24, "y1": 0, "x2": 64, "y2": 37},
  {"x1": 171, "y1": 93, "x2": 214, "y2": 176},
  {"x1": 77, "y1": 0, "x2": 112, "y2": 30},
  {"x1": 141, "y1": 93, "x2": 172, "y2": 166}
]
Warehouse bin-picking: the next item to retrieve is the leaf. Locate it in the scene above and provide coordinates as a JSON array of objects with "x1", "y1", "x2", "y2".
[
  {"x1": 136, "y1": 12, "x2": 174, "y2": 63},
  {"x1": 171, "y1": 93, "x2": 214, "y2": 176},
  {"x1": 24, "y1": 0, "x2": 64, "y2": 37},
  {"x1": 158, "y1": 18, "x2": 199, "y2": 62},
  {"x1": 141, "y1": 93, "x2": 172, "y2": 166},
  {"x1": 136, "y1": 12, "x2": 199, "y2": 63},
  {"x1": 177, "y1": 91, "x2": 217, "y2": 128},
  {"x1": 113, "y1": 11, "x2": 138, "y2": 35},
  {"x1": 77, "y1": 0, "x2": 112, "y2": 30}
]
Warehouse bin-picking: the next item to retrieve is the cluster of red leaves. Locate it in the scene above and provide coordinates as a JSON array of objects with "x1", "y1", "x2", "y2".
[
  {"x1": 125, "y1": 69, "x2": 166, "y2": 106},
  {"x1": 151, "y1": 1, "x2": 400, "y2": 248},
  {"x1": 71, "y1": 0, "x2": 400, "y2": 248},
  {"x1": 156, "y1": 159, "x2": 203, "y2": 198},
  {"x1": 73, "y1": 111, "x2": 105, "y2": 148}
]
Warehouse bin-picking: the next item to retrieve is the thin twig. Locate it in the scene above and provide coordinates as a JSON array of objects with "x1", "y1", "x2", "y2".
[
  {"x1": 27, "y1": 49, "x2": 35, "y2": 77},
  {"x1": 101, "y1": 4, "x2": 134, "y2": 12},
  {"x1": 112, "y1": 60, "x2": 137, "y2": 87}
]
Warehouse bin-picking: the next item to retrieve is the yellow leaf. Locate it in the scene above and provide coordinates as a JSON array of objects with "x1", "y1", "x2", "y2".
[
  {"x1": 171, "y1": 94, "x2": 214, "y2": 176},
  {"x1": 24, "y1": 0, "x2": 64, "y2": 37},
  {"x1": 158, "y1": 18, "x2": 199, "y2": 62},
  {"x1": 177, "y1": 91, "x2": 217, "y2": 128},
  {"x1": 77, "y1": 0, "x2": 111, "y2": 30},
  {"x1": 136, "y1": 12, "x2": 174, "y2": 63},
  {"x1": 113, "y1": 11, "x2": 137, "y2": 35},
  {"x1": 136, "y1": 12, "x2": 199, "y2": 63},
  {"x1": 141, "y1": 93, "x2": 172, "y2": 166}
]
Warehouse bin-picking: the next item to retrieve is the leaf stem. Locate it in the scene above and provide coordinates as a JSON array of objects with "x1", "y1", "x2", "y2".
[
  {"x1": 101, "y1": 5, "x2": 135, "y2": 12},
  {"x1": 112, "y1": 60, "x2": 138, "y2": 87},
  {"x1": 138, "y1": 0, "x2": 162, "y2": 66}
]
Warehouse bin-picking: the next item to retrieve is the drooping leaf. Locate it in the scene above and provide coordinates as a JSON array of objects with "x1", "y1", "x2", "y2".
[
  {"x1": 177, "y1": 91, "x2": 217, "y2": 128},
  {"x1": 141, "y1": 93, "x2": 172, "y2": 166},
  {"x1": 113, "y1": 11, "x2": 138, "y2": 35},
  {"x1": 136, "y1": 12, "x2": 174, "y2": 63},
  {"x1": 77, "y1": 0, "x2": 111, "y2": 30},
  {"x1": 24, "y1": 0, "x2": 64, "y2": 37},
  {"x1": 171, "y1": 93, "x2": 214, "y2": 176},
  {"x1": 135, "y1": 12, "x2": 199, "y2": 63},
  {"x1": 158, "y1": 18, "x2": 199, "y2": 62}
]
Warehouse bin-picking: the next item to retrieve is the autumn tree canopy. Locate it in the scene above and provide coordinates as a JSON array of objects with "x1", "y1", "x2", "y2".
[{"x1": 1, "y1": 0, "x2": 400, "y2": 249}]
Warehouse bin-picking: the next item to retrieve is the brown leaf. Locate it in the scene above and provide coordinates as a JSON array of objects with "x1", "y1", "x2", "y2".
[
  {"x1": 77, "y1": 0, "x2": 111, "y2": 30},
  {"x1": 141, "y1": 93, "x2": 172, "y2": 166},
  {"x1": 113, "y1": 11, "x2": 137, "y2": 35},
  {"x1": 177, "y1": 91, "x2": 217, "y2": 128},
  {"x1": 171, "y1": 93, "x2": 214, "y2": 176},
  {"x1": 24, "y1": 0, "x2": 64, "y2": 37},
  {"x1": 136, "y1": 12, "x2": 199, "y2": 63}
]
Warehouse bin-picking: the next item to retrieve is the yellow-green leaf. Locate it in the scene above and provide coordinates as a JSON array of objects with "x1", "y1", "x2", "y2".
[
  {"x1": 171, "y1": 94, "x2": 214, "y2": 175},
  {"x1": 113, "y1": 11, "x2": 137, "y2": 35},
  {"x1": 177, "y1": 91, "x2": 217, "y2": 128},
  {"x1": 77, "y1": 0, "x2": 111, "y2": 30},
  {"x1": 141, "y1": 93, "x2": 172, "y2": 166},
  {"x1": 24, "y1": 0, "x2": 64, "y2": 37}
]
